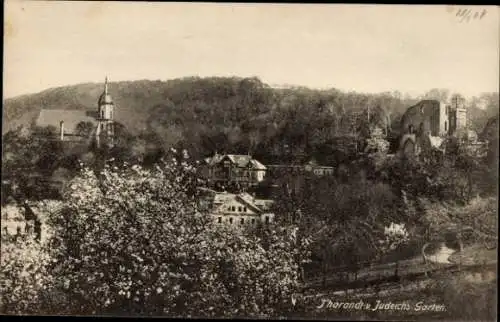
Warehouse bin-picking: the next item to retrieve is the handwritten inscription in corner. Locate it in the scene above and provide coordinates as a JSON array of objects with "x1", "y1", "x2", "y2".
[{"x1": 446, "y1": 6, "x2": 488, "y2": 23}]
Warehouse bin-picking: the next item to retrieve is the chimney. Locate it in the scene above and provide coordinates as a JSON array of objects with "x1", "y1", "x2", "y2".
[{"x1": 59, "y1": 121, "x2": 64, "y2": 141}]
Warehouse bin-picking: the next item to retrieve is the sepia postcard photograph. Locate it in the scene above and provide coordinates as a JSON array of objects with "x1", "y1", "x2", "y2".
[{"x1": 2, "y1": 1, "x2": 499, "y2": 320}]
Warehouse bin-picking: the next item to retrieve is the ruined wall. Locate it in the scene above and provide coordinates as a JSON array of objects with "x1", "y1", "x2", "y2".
[
  {"x1": 438, "y1": 102, "x2": 448, "y2": 136},
  {"x1": 449, "y1": 108, "x2": 467, "y2": 136},
  {"x1": 400, "y1": 100, "x2": 446, "y2": 136},
  {"x1": 456, "y1": 108, "x2": 467, "y2": 131}
]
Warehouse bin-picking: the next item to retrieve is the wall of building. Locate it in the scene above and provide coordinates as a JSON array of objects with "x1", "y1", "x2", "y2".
[
  {"x1": 401, "y1": 100, "x2": 452, "y2": 136},
  {"x1": 211, "y1": 197, "x2": 275, "y2": 226},
  {"x1": 448, "y1": 108, "x2": 467, "y2": 135},
  {"x1": 456, "y1": 109, "x2": 467, "y2": 131},
  {"x1": 255, "y1": 170, "x2": 266, "y2": 182},
  {"x1": 215, "y1": 200, "x2": 257, "y2": 215},
  {"x1": 260, "y1": 213, "x2": 275, "y2": 224},
  {"x1": 438, "y1": 102, "x2": 448, "y2": 136},
  {"x1": 202, "y1": 163, "x2": 266, "y2": 185},
  {"x1": 213, "y1": 213, "x2": 262, "y2": 226},
  {"x1": 401, "y1": 101, "x2": 434, "y2": 135},
  {"x1": 212, "y1": 213, "x2": 274, "y2": 226},
  {"x1": 99, "y1": 102, "x2": 114, "y2": 120},
  {"x1": 1, "y1": 204, "x2": 50, "y2": 242},
  {"x1": 313, "y1": 167, "x2": 334, "y2": 176},
  {"x1": 399, "y1": 134, "x2": 416, "y2": 159}
]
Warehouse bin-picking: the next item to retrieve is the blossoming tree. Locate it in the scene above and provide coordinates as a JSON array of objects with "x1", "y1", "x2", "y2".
[{"x1": 1, "y1": 157, "x2": 307, "y2": 317}]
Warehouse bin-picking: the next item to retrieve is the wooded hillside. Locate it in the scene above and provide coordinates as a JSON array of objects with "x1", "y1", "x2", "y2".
[{"x1": 3, "y1": 77, "x2": 498, "y2": 164}]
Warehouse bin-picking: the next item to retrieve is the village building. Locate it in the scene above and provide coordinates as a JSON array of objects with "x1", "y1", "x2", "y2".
[
  {"x1": 1, "y1": 199, "x2": 52, "y2": 243},
  {"x1": 266, "y1": 158, "x2": 335, "y2": 177},
  {"x1": 34, "y1": 77, "x2": 116, "y2": 147},
  {"x1": 198, "y1": 153, "x2": 267, "y2": 190},
  {"x1": 398, "y1": 97, "x2": 468, "y2": 159},
  {"x1": 304, "y1": 159, "x2": 335, "y2": 176},
  {"x1": 197, "y1": 188, "x2": 275, "y2": 227}
]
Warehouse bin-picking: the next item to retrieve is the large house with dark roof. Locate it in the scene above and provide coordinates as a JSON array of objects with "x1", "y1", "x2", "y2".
[
  {"x1": 198, "y1": 153, "x2": 267, "y2": 190},
  {"x1": 35, "y1": 77, "x2": 116, "y2": 147}
]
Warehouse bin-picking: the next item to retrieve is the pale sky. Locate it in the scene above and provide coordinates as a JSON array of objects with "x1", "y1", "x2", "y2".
[{"x1": 3, "y1": 1, "x2": 499, "y2": 99}]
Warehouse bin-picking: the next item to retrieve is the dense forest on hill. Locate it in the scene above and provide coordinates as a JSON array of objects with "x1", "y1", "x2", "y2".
[{"x1": 4, "y1": 77, "x2": 498, "y2": 164}]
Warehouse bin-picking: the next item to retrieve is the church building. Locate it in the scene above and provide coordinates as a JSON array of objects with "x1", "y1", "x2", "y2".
[{"x1": 35, "y1": 77, "x2": 116, "y2": 147}]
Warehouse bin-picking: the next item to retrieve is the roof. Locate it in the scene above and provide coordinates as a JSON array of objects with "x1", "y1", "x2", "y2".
[
  {"x1": 238, "y1": 192, "x2": 255, "y2": 205},
  {"x1": 99, "y1": 93, "x2": 114, "y2": 105},
  {"x1": 249, "y1": 159, "x2": 266, "y2": 170},
  {"x1": 98, "y1": 77, "x2": 114, "y2": 105},
  {"x1": 212, "y1": 192, "x2": 272, "y2": 214},
  {"x1": 235, "y1": 194, "x2": 266, "y2": 213},
  {"x1": 204, "y1": 154, "x2": 224, "y2": 165},
  {"x1": 36, "y1": 109, "x2": 97, "y2": 135},
  {"x1": 226, "y1": 154, "x2": 252, "y2": 167},
  {"x1": 254, "y1": 199, "x2": 274, "y2": 210},
  {"x1": 196, "y1": 187, "x2": 218, "y2": 194},
  {"x1": 213, "y1": 192, "x2": 235, "y2": 204},
  {"x1": 204, "y1": 154, "x2": 266, "y2": 169}
]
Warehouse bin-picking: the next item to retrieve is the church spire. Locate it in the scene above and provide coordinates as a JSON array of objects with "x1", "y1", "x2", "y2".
[{"x1": 98, "y1": 75, "x2": 114, "y2": 116}]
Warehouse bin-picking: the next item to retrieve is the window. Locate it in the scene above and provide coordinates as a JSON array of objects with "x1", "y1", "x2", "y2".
[
  {"x1": 251, "y1": 218, "x2": 256, "y2": 225},
  {"x1": 227, "y1": 206, "x2": 231, "y2": 211},
  {"x1": 444, "y1": 121, "x2": 447, "y2": 132},
  {"x1": 231, "y1": 206, "x2": 235, "y2": 212},
  {"x1": 243, "y1": 207, "x2": 247, "y2": 212},
  {"x1": 265, "y1": 216, "x2": 270, "y2": 224},
  {"x1": 240, "y1": 218, "x2": 244, "y2": 225},
  {"x1": 238, "y1": 206, "x2": 242, "y2": 212},
  {"x1": 229, "y1": 217, "x2": 233, "y2": 224},
  {"x1": 218, "y1": 217, "x2": 222, "y2": 223}
]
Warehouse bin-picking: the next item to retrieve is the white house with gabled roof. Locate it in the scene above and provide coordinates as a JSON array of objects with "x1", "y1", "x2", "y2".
[{"x1": 199, "y1": 190, "x2": 275, "y2": 227}]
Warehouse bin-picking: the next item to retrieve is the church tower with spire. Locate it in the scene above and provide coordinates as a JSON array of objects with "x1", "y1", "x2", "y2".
[
  {"x1": 34, "y1": 76, "x2": 120, "y2": 148},
  {"x1": 96, "y1": 76, "x2": 115, "y2": 146}
]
